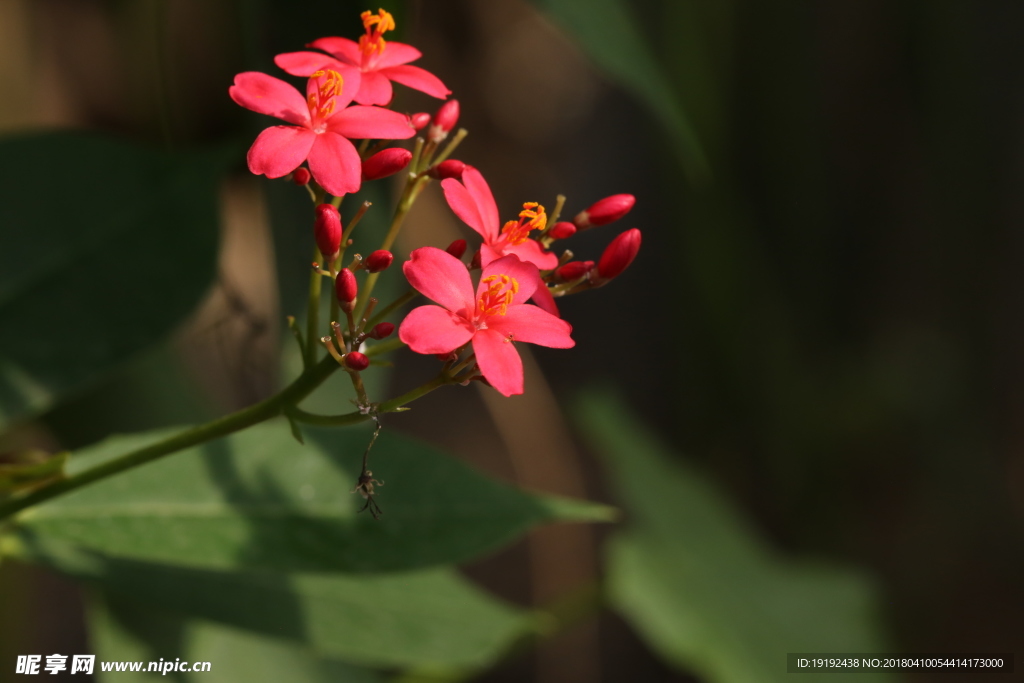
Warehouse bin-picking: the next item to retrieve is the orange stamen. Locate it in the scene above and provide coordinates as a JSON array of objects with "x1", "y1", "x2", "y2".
[
  {"x1": 478, "y1": 275, "x2": 519, "y2": 317},
  {"x1": 307, "y1": 69, "x2": 345, "y2": 120},
  {"x1": 359, "y1": 8, "x2": 396, "y2": 55},
  {"x1": 500, "y1": 202, "x2": 547, "y2": 245}
]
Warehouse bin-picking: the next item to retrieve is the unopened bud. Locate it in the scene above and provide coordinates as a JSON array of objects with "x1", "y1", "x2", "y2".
[
  {"x1": 596, "y1": 228, "x2": 641, "y2": 281},
  {"x1": 549, "y1": 221, "x2": 576, "y2": 240},
  {"x1": 314, "y1": 204, "x2": 342, "y2": 260},
  {"x1": 428, "y1": 99, "x2": 459, "y2": 143},
  {"x1": 344, "y1": 351, "x2": 370, "y2": 371},
  {"x1": 555, "y1": 260, "x2": 594, "y2": 282},
  {"x1": 428, "y1": 159, "x2": 466, "y2": 180},
  {"x1": 469, "y1": 250, "x2": 482, "y2": 270},
  {"x1": 411, "y1": 112, "x2": 431, "y2": 130},
  {"x1": 369, "y1": 322, "x2": 395, "y2": 340},
  {"x1": 364, "y1": 249, "x2": 394, "y2": 273},
  {"x1": 335, "y1": 268, "x2": 358, "y2": 311},
  {"x1": 445, "y1": 239, "x2": 467, "y2": 259},
  {"x1": 291, "y1": 167, "x2": 311, "y2": 186},
  {"x1": 574, "y1": 194, "x2": 636, "y2": 229},
  {"x1": 362, "y1": 147, "x2": 412, "y2": 181}
]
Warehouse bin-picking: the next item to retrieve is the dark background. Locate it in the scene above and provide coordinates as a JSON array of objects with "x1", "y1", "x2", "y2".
[{"x1": 0, "y1": 1, "x2": 1021, "y2": 681}]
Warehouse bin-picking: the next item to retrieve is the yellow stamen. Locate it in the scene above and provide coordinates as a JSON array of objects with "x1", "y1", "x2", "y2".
[
  {"x1": 478, "y1": 275, "x2": 519, "y2": 317},
  {"x1": 500, "y1": 202, "x2": 547, "y2": 245},
  {"x1": 359, "y1": 8, "x2": 395, "y2": 55},
  {"x1": 307, "y1": 69, "x2": 345, "y2": 120}
]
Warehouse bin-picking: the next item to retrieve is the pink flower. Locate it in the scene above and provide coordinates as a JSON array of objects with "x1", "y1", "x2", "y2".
[
  {"x1": 440, "y1": 167, "x2": 559, "y2": 271},
  {"x1": 229, "y1": 68, "x2": 415, "y2": 196},
  {"x1": 275, "y1": 9, "x2": 450, "y2": 106},
  {"x1": 399, "y1": 248, "x2": 574, "y2": 397}
]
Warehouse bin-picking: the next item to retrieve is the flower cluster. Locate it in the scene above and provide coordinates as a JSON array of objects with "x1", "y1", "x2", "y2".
[{"x1": 231, "y1": 8, "x2": 642, "y2": 399}]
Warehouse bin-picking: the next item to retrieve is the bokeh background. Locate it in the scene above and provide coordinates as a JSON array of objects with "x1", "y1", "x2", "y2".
[{"x1": 1, "y1": 0, "x2": 1022, "y2": 681}]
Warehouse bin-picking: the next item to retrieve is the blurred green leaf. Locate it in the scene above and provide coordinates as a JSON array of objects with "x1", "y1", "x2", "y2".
[
  {"x1": 89, "y1": 593, "x2": 382, "y2": 683},
  {"x1": 0, "y1": 132, "x2": 225, "y2": 431},
  {"x1": 577, "y1": 392, "x2": 896, "y2": 683},
  {"x1": 15, "y1": 420, "x2": 613, "y2": 572},
  {"x1": 530, "y1": 0, "x2": 708, "y2": 180},
  {"x1": 4, "y1": 535, "x2": 531, "y2": 670}
]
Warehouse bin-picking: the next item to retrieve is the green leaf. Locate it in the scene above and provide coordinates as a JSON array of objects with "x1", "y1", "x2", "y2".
[
  {"x1": 0, "y1": 132, "x2": 225, "y2": 430},
  {"x1": 529, "y1": 0, "x2": 708, "y2": 180},
  {"x1": 577, "y1": 392, "x2": 895, "y2": 683},
  {"x1": 15, "y1": 420, "x2": 614, "y2": 572},
  {"x1": 4, "y1": 534, "x2": 531, "y2": 670},
  {"x1": 89, "y1": 593, "x2": 382, "y2": 683}
]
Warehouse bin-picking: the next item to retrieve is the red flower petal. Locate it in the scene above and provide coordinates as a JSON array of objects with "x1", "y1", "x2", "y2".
[
  {"x1": 403, "y1": 247, "x2": 476, "y2": 314},
  {"x1": 488, "y1": 305, "x2": 574, "y2": 349},
  {"x1": 501, "y1": 238, "x2": 559, "y2": 270},
  {"x1": 398, "y1": 305, "x2": 475, "y2": 354},
  {"x1": 529, "y1": 283, "x2": 560, "y2": 317},
  {"x1": 274, "y1": 51, "x2": 339, "y2": 77},
  {"x1": 229, "y1": 72, "x2": 310, "y2": 127},
  {"x1": 462, "y1": 168, "x2": 500, "y2": 242},
  {"x1": 442, "y1": 177, "x2": 492, "y2": 241},
  {"x1": 329, "y1": 105, "x2": 414, "y2": 140},
  {"x1": 379, "y1": 64, "x2": 451, "y2": 99},
  {"x1": 376, "y1": 41, "x2": 422, "y2": 69},
  {"x1": 246, "y1": 125, "x2": 316, "y2": 179},
  {"x1": 309, "y1": 37, "x2": 362, "y2": 66},
  {"x1": 473, "y1": 328, "x2": 524, "y2": 397},
  {"x1": 355, "y1": 70, "x2": 394, "y2": 106},
  {"x1": 306, "y1": 131, "x2": 361, "y2": 196}
]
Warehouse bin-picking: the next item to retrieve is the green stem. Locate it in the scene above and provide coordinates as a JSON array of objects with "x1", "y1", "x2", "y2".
[
  {"x1": 0, "y1": 357, "x2": 341, "y2": 522},
  {"x1": 305, "y1": 247, "x2": 324, "y2": 365},
  {"x1": 353, "y1": 177, "x2": 429, "y2": 321},
  {"x1": 287, "y1": 373, "x2": 450, "y2": 427},
  {"x1": 366, "y1": 289, "x2": 417, "y2": 328}
]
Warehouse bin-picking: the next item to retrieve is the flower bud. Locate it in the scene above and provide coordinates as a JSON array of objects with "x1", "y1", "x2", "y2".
[
  {"x1": 314, "y1": 204, "x2": 342, "y2": 260},
  {"x1": 364, "y1": 249, "x2": 394, "y2": 273},
  {"x1": 344, "y1": 351, "x2": 370, "y2": 371},
  {"x1": 427, "y1": 159, "x2": 466, "y2": 180},
  {"x1": 549, "y1": 221, "x2": 576, "y2": 240},
  {"x1": 368, "y1": 322, "x2": 395, "y2": 340},
  {"x1": 428, "y1": 99, "x2": 459, "y2": 143},
  {"x1": 291, "y1": 167, "x2": 311, "y2": 186},
  {"x1": 445, "y1": 238, "x2": 467, "y2": 259},
  {"x1": 335, "y1": 268, "x2": 358, "y2": 312},
  {"x1": 362, "y1": 147, "x2": 412, "y2": 181},
  {"x1": 469, "y1": 250, "x2": 482, "y2": 270},
  {"x1": 596, "y1": 228, "x2": 641, "y2": 281},
  {"x1": 411, "y1": 112, "x2": 431, "y2": 130},
  {"x1": 554, "y1": 260, "x2": 594, "y2": 283},
  {"x1": 574, "y1": 194, "x2": 636, "y2": 229}
]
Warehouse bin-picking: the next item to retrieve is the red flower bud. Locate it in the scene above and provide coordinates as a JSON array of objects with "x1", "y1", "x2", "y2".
[
  {"x1": 427, "y1": 159, "x2": 466, "y2": 180},
  {"x1": 314, "y1": 204, "x2": 342, "y2": 260},
  {"x1": 364, "y1": 249, "x2": 394, "y2": 273},
  {"x1": 555, "y1": 260, "x2": 594, "y2": 282},
  {"x1": 369, "y1": 322, "x2": 395, "y2": 339},
  {"x1": 469, "y1": 249, "x2": 482, "y2": 270},
  {"x1": 549, "y1": 221, "x2": 576, "y2": 240},
  {"x1": 596, "y1": 228, "x2": 641, "y2": 281},
  {"x1": 344, "y1": 351, "x2": 370, "y2": 371},
  {"x1": 411, "y1": 112, "x2": 431, "y2": 130},
  {"x1": 335, "y1": 268, "x2": 358, "y2": 312},
  {"x1": 428, "y1": 99, "x2": 459, "y2": 143},
  {"x1": 574, "y1": 194, "x2": 636, "y2": 229},
  {"x1": 291, "y1": 167, "x2": 311, "y2": 186},
  {"x1": 445, "y1": 238, "x2": 467, "y2": 259},
  {"x1": 362, "y1": 147, "x2": 412, "y2": 181}
]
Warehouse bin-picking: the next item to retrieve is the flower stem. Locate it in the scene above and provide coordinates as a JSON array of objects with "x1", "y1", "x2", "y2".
[
  {"x1": 305, "y1": 246, "x2": 324, "y2": 365},
  {"x1": 0, "y1": 356, "x2": 341, "y2": 522},
  {"x1": 286, "y1": 372, "x2": 451, "y2": 427},
  {"x1": 366, "y1": 289, "x2": 417, "y2": 328}
]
